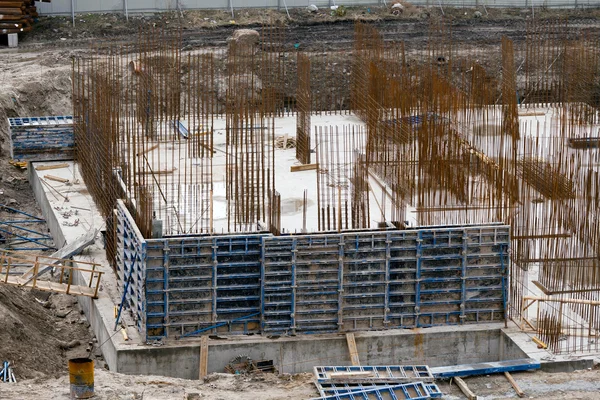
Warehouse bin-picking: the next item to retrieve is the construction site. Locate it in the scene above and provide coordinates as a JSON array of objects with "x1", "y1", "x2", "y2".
[{"x1": 2, "y1": 3, "x2": 600, "y2": 400}]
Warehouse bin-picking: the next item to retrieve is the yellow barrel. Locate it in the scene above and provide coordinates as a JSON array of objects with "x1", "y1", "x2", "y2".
[{"x1": 68, "y1": 358, "x2": 94, "y2": 399}]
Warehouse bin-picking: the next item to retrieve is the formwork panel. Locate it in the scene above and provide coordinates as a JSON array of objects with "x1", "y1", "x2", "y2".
[
  {"x1": 259, "y1": 224, "x2": 509, "y2": 335},
  {"x1": 115, "y1": 200, "x2": 147, "y2": 334},
  {"x1": 8, "y1": 116, "x2": 74, "y2": 161},
  {"x1": 144, "y1": 234, "x2": 268, "y2": 340},
  {"x1": 122, "y1": 215, "x2": 509, "y2": 339}
]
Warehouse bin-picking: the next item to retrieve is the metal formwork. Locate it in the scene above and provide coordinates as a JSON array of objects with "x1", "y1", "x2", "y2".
[
  {"x1": 312, "y1": 382, "x2": 435, "y2": 400},
  {"x1": 8, "y1": 116, "x2": 74, "y2": 161},
  {"x1": 313, "y1": 365, "x2": 434, "y2": 384},
  {"x1": 115, "y1": 202, "x2": 509, "y2": 340},
  {"x1": 314, "y1": 383, "x2": 443, "y2": 399},
  {"x1": 144, "y1": 233, "x2": 267, "y2": 339},
  {"x1": 115, "y1": 200, "x2": 147, "y2": 332},
  {"x1": 261, "y1": 225, "x2": 509, "y2": 335}
]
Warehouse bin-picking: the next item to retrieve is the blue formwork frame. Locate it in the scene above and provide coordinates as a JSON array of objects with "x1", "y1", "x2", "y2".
[
  {"x1": 259, "y1": 224, "x2": 508, "y2": 336},
  {"x1": 461, "y1": 230, "x2": 468, "y2": 323},
  {"x1": 115, "y1": 200, "x2": 510, "y2": 341},
  {"x1": 415, "y1": 231, "x2": 422, "y2": 325},
  {"x1": 9, "y1": 116, "x2": 74, "y2": 161},
  {"x1": 211, "y1": 238, "x2": 218, "y2": 327},
  {"x1": 162, "y1": 241, "x2": 170, "y2": 334},
  {"x1": 291, "y1": 238, "x2": 297, "y2": 334},
  {"x1": 337, "y1": 236, "x2": 344, "y2": 330},
  {"x1": 383, "y1": 232, "x2": 391, "y2": 326}
]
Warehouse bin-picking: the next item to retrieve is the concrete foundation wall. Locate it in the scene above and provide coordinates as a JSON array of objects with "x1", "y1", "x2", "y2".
[
  {"x1": 28, "y1": 162, "x2": 66, "y2": 247},
  {"x1": 115, "y1": 324, "x2": 523, "y2": 377}
]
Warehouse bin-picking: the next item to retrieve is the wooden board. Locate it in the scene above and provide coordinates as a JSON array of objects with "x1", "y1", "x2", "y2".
[
  {"x1": 290, "y1": 163, "x2": 318, "y2": 172},
  {"x1": 504, "y1": 371, "x2": 525, "y2": 397},
  {"x1": 36, "y1": 163, "x2": 69, "y2": 171},
  {"x1": 44, "y1": 174, "x2": 69, "y2": 183},
  {"x1": 345, "y1": 333, "x2": 360, "y2": 366},
  {"x1": 454, "y1": 377, "x2": 476, "y2": 400},
  {"x1": 199, "y1": 335, "x2": 209, "y2": 379}
]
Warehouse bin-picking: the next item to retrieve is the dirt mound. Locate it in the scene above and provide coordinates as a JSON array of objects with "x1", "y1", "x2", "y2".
[
  {"x1": 229, "y1": 29, "x2": 260, "y2": 46},
  {"x1": 0, "y1": 285, "x2": 97, "y2": 380}
]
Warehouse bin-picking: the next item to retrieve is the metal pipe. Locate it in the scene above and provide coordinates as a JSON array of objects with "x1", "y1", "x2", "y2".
[
  {"x1": 124, "y1": 0, "x2": 129, "y2": 22},
  {"x1": 71, "y1": 0, "x2": 75, "y2": 27},
  {"x1": 178, "y1": 312, "x2": 260, "y2": 339},
  {"x1": 281, "y1": 0, "x2": 291, "y2": 19},
  {"x1": 0, "y1": 204, "x2": 44, "y2": 221}
]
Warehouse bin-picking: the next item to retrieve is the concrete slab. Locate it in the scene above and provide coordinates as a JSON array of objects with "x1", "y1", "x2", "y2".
[{"x1": 502, "y1": 324, "x2": 595, "y2": 372}]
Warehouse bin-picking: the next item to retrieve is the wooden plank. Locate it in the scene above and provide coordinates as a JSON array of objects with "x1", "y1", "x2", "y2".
[
  {"x1": 518, "y1": 111, "x2": 545, "y2": 116},
  {"x1": 532, "y1": 337, "x2": 548, "y2": 349},
  {"x1": 524, "y1": 295, "x2": 600, "y2": 306},
  {"x1": 36, "y1": 163, "x2": 69, "y2": 171},
  {"x1": 531, "y1": 280, "x2": 600, "y2": 296},
  {"x1": 454, "y1": 377, "x2": 476, "y2": 400},
  {"x1": 7, "y1": 276, "x2": 96, "y2": 297},
  {"x1": 199, "y1": 335, "x2": 208, "y2": 379},
  {"x1": 504, "y1": 372, "x2": 525, "y2": 398},
  {"x1": 329, "y1": 371, "x2": 374, "y2": 378},
  {"x1": 138, "y1": 169, "x2": 175, "y2": 175},
  {"x1": 136, "y1": 144, "x2": 159, "y2": 157},
  {"x1": 0, "y1": 3, "x2": 28, "y2": 8},
  {"x1": 345, "y1": 332, "x2": 360, "y2": 366},
  {"x1": 291, "y1": 163, "x2": 318, "y2": 172},
  {"x1": 44, "y1": 174, "x2": 69, "y2": 183}
]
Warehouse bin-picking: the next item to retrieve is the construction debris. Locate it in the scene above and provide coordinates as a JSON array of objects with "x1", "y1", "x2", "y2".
[
  {"x1": 274, "y1": 135, "x2": 296, "y2": 149},
  {"x1": 225, "y1": 354, "x2": 255, "y2": 374}
]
